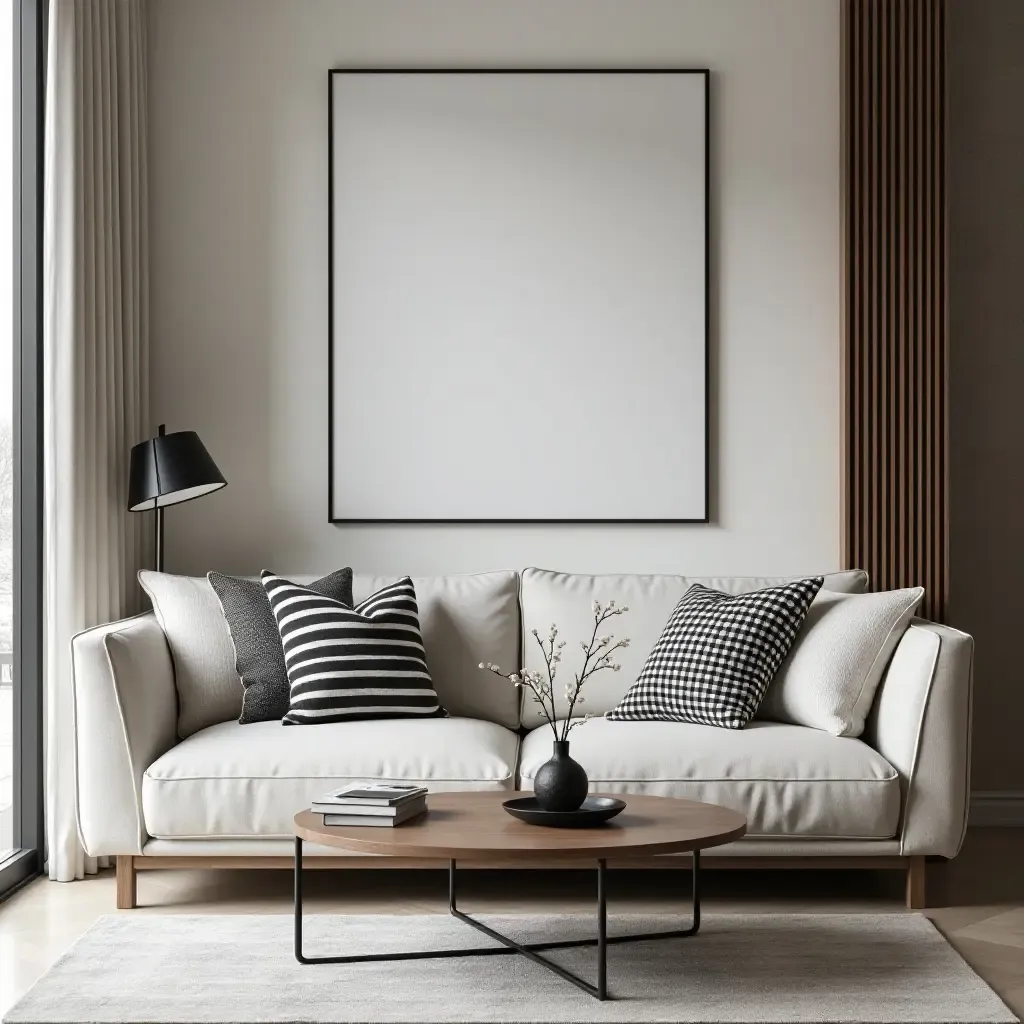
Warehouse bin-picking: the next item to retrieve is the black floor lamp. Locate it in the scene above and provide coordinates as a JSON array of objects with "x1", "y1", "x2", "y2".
[{"x1": 127, "y1": 425, "x2": 227, "y2": 572}]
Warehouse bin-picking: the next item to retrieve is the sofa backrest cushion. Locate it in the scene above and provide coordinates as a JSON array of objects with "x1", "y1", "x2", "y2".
[
  {"x1": 518, "y1": 568, "x2": 870, "y2": 728},
  {"x1": 352, "y1": 571, "x2": 521, "y2": 729},
  {"x1": 140, "y1": 565, "x2": 869, "y2": 736},
  {"x1": 141, "y1": 569, "x2": 523, "y2": 736}
]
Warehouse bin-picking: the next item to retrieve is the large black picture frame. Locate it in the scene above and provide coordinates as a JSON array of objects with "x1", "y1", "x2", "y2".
[{"x1": 327, "y1": 68, "x2": 711, "y2": 524}]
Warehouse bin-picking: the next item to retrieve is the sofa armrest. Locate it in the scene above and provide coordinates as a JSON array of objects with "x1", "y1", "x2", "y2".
[
  {"x1": 865, "y1": 619, "x2": 973, "y2": 859},
  {"x1": 71, "y1": 612, "x2": 179, "y2": 856}
]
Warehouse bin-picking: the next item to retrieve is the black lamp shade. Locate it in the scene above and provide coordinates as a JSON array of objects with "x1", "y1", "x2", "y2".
[{"x1": 127, "y1": 430, "x2": 227, "y2": 511}]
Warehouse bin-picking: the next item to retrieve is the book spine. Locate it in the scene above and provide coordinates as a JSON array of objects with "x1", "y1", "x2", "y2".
[{"x1": 311, "y1": 798, "x2": 426, "y2": 816}]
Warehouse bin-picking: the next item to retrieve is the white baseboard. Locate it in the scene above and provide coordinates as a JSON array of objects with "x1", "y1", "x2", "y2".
[{"x1": 969, "y1": 791, "x2": 1024, "y2": 826}]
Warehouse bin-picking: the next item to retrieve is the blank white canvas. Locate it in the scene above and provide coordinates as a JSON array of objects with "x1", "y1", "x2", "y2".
[{"x1": 330, "y1": 71, "x2": 707, "y2": 520}]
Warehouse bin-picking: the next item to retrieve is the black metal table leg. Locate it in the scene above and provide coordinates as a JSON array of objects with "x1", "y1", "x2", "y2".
[
  {"x1": 597, "y1": 849, "x2": 701, "y2": 945},
  {"x1": 294, "y1": 839, "x2": 702, "y2": 1000},
  {"x1": 294, "y1": 840, "x2": 519, "y2": 966},
  {"x1": 597, "y1": 858, "x2": 607, "y2": 999},
  {"x1": 449, "y1": 857, "x2": 610, "y2": 999},
  {"x1": 294, "y1": 836, "x2": 303, "y2": 962}
]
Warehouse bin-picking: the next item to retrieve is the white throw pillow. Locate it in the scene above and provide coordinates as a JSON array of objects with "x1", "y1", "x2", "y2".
[
  {"x1": 139, "y1": 570, "x2": 242, "y2": 738},
  {"x1": 757, "y1": 587, "x2": 924, "y2": 737}
]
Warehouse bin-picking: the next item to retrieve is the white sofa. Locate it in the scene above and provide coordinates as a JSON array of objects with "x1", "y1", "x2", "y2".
[{"x1": 71, "y1": 568, "x2": 973, "y2": 910}]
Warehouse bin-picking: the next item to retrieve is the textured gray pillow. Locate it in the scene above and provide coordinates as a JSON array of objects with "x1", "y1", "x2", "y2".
[{"x1": 208, "y1": 568, "x2": 353, "y2": 724}]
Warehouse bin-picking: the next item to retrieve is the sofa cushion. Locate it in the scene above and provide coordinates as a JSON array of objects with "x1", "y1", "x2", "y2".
[
  {"x1": 518, "y1": 568, "x2": 870, "y2": 727},
  {"x1": 139, "y1": 569, "x2": 521, "y2": 737},
  {"x1": 352, "y1": 572, "x2": 520, "y2": 728},
  {"x1": 606, "y1": 578, "x2": 823, "y2": 729},
  {"x1": 142, "y1": 717, "x2": 519, "y2": 838},
  {"x1": 209, "y1": 568, "x2": 354, "y2": 725},
  {"x1": 139, "y1": 570, "x2": 243, "y2": 738},
  {"x1": 758, "y1": 587, "x2": 925, "y2": 737},
  {"x1": 264, "y1": 573, "x2": 446, "y2": 725},
  {"x1": 519, "y1": 718, "x2": 899, "y2": 838},
  {"x1": 142, "y1": 569, "x2": 356, "y2": 738}
]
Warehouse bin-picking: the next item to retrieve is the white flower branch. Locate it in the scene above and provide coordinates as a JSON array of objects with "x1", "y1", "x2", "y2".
[{"x1": 479, "y1": 600, "x2": 630, "y2": 743}]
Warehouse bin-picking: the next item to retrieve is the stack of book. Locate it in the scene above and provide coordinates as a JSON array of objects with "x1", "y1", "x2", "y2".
[{"x1": 310, "y1": 783, "x2": 428, "y2": 827}]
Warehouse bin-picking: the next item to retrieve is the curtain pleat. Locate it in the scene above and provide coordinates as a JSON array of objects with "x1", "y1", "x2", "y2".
[{"x1": 43, "y1": 0, "x2": 150, "y2": 882}]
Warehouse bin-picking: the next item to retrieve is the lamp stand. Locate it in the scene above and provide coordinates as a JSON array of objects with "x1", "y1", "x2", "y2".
[
  {"x1": 154, "y1": 423, "x2": 166, "y2": 572},
  {"x1": 155, "y1": 506, "x2": 164, "y2": 573}
]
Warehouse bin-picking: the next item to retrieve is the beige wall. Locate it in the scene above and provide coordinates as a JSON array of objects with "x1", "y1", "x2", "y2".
[
  {"x1": 144, "y1": 0, "x2": 1024, "y2": 794},
  {"x1": 948, "y1": 0, "x2": 1024, "y2": 793},
  {"x1": 147, "y1": 0, "x2": 842, "y2": 579}
]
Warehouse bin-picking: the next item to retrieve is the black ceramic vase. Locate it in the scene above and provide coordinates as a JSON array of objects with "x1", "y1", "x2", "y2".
[{"x1": 533, "y1": 740, "x2": 589, "y2": 812}]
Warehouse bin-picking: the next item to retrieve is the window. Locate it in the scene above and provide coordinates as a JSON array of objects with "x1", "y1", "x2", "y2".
[
  {"x1": 0, "y1": 0, "x2": 43, "y2": 898},
  {"x1": 0, "y1": 0, "x2": 15, "y2": 866}
]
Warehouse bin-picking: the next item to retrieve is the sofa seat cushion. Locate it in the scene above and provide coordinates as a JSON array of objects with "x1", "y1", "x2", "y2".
[
  {"x1": 520, "y1": 718, "x2": 900, "y2": 839},
  {"x1": 142, "y1": 717, "x2": 519, "y2": 839}
]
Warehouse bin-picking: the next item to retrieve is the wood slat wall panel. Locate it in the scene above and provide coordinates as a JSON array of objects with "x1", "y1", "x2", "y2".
[{"x1": 844, "y1": 0, "x2": 948, "y2": 621}]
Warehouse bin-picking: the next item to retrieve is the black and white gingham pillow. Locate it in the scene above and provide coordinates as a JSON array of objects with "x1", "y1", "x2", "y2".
[{"x1": 606, "y1": 577, "x2": 824, "y2": 729}]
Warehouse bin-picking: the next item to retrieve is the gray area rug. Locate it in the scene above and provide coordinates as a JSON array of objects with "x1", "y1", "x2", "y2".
[{"x1": 3, "y1": 913, "x2": 1016, "y2": 1024}]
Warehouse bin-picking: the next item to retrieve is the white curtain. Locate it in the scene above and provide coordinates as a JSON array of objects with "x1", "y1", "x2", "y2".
[{"x1": 43, "y1": 0, "x2": 150, "y2": 881}]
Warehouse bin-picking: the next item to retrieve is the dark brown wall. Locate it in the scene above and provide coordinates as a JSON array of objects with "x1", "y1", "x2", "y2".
[{"x1": 948, "y1": 0, "x2": 1024, "y2": 792}]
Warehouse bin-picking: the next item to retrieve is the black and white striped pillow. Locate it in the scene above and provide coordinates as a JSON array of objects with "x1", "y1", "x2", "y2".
[{"x1": 261, "y1": 572, "x2": 445, "y2": 726}]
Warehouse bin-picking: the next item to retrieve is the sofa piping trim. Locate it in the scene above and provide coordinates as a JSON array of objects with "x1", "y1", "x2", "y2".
[{"x1": 143, "y1": 770, "x2": 517, "y2": 784}]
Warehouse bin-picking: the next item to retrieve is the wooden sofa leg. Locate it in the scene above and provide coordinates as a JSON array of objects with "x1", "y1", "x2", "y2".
[
  {"x1": 116, "y1": 856, "x2": 137, "y2": 910},
  {"x1": 905, "y1": 855, "x2": 926, "y2": 910}
]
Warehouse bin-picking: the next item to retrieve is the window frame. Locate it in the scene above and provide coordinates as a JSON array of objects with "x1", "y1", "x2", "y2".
[{"x1": 0, "y1": 0, "x2": 45, "y2": 900}]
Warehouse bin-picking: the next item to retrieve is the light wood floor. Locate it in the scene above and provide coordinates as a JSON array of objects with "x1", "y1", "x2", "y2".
[{"x1": 2, "y1": 829, "x2": 1023, "y2": 1019}]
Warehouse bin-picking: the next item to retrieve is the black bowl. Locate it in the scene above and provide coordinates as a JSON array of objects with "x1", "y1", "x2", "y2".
[{"x1": 502, "y1": 795, "x2": 626, "y2": 828}]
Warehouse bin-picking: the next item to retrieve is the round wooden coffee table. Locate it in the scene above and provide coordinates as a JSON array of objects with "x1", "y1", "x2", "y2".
[{"x1": 293, "y1": 792, "x2": 746, "y2": 1000}]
